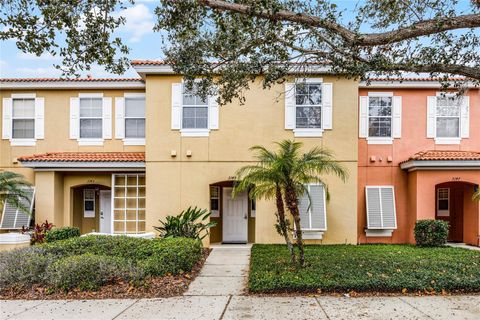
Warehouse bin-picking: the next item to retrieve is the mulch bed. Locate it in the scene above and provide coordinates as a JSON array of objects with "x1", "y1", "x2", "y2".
[{"x1": 0, "y1": 248, "x2": 211, "y2": 300}]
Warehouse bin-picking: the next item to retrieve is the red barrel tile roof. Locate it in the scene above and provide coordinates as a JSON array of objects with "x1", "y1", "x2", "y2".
[
  {"x1": 18, "y1": 152, "x2": 145, "y2": 162},
  {"x1": 404, "y1": 150, "x2": 480, "y2": 162}
]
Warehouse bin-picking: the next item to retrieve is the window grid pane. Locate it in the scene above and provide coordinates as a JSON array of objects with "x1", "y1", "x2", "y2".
[
  {"x1": 12, "y1": 99, "x2": 35, "y2": 118},
  {"x1": 368, "y1": 96, "x2": 392, "y2": 137},
  {"x1": 79, "y1": 98, "x2": 103, "y2": 138},
  {"x1": 125, "y1": 119, "x2": 145, "y2": 138},
  {"x1": 113, "y1": 174, "x2": 146, "y2": 234},
  {"x1": 295, "y1": 83, "x2": 322, "y2": 129},
  {"x1": 436, "y1": 96, "x2": 460, "y2": 138},
  {"x1": 182, "y1": 85, "x2": 209, "y2": 129},
  {"x1": 12, "y1": 119, "x2": 35, "y2": 139}
]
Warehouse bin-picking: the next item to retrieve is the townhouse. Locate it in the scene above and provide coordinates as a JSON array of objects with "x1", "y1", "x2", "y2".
[
  {"x1": 0, "y1": 63, "x2": 479, "y2": 246},
  {"x1": 0, "y1": 62, "x2": 359, "y2": 246},
  {"x1": 358, "y1": 78, "x2": 480, "y2": 247}
]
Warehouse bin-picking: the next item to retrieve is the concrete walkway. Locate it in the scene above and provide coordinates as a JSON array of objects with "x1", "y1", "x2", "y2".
[
  {"x1": 2, "y1": 245, "x2": 480, "y2": 319},
  {"x1": 447, "y1": 242, "x2": 480, "y2": 251}
]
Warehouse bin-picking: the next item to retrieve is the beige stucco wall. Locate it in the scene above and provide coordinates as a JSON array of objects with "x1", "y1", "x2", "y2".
[{"x1": 145, "y1": 75, "x2": 359, "y2": 246}]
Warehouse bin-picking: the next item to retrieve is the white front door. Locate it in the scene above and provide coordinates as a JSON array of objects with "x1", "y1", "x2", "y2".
[
  {"x1": 99, "y1": 190, "x2": 112, "y2": 233},
  {"x1": 222, "y1": 187, "x2": 248, "y2": 243}
]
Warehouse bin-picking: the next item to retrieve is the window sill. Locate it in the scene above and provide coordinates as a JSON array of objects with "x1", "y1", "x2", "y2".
[
  {"x1": 77, "y1": 139, "x2": 104, "y2": 146},
  {"x1": 293, "y1": 128, "x2": 323, "y2": 137},
  {"x1": 10, "y1": 139, "x2": 36, "y2": 146},
  {"x1": 434, "y1": 137, "x2": 461, "y2": 145},
  {"x1": 180, "y1": 129, "x2": 210, "y2": 137},
  {"x1": 366, "y1": 137, "x2": 393, "y2": 145},
  {"x1": 293, "y1": 229, "x2": 325, "y2": 240},
  {"x1": 365, "y1": 229, "x2": 394, "y2": 237},
  {"x1": 123, "y1": 138, "x2": 145, "y2": 146}
]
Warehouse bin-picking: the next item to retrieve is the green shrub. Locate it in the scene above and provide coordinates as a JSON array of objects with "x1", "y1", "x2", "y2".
[
  {"x1": 139, "y1": 238, "x2": 203, "y2": 276},
  {"x1": 414, "y1": 219, "x2": 449, "y2": 247},
  {"x1": 46, "y1": 253, "x2": 145, "y2": 291},
  {"x1": 45, "y1": 227, "x2": 80, "y2": 243},
  {"x1": 41, "y1": 235, "x2": 154, "y2": 261},
  {"x1": 154, "y1": 206, "x2": 216, "y2": 240},
  {"x1": 0, "y1": 247, "x2": 53, "y2": 289}
]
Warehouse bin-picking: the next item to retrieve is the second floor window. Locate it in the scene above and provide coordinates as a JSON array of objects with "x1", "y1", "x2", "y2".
[
  {"x1": 12, "y1": 98, "x2": 35, "y2": 139},
  {"x1": 183, "y1": 86, "x2": 208, "y2": 129},
  {"x1": 125, "y1": 97, "x2": 145, "y2": 138},
  {"x1": 368, "y1": 96, "x2": 392, "y2": 137},
  {"x1": 436, "y1": 96, "x2": 460, "y2": 138},
  {"x1": 79, "y1": 97, "x2": 103, "y2": 139},
  {"x1": 295, "y1": 82, "x2": 322, "y2": 129}
]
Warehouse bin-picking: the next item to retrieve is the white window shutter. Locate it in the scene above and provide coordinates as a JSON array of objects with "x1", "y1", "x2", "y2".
[
  {"x1": 460, "y1": 96, "x2": 469, "y2": 138},
  {"x1": 298, "y1": 192, "x2": 310, "y2": 230},
  {"x1": 171, "y1": 83, "x2": 182, "y2": 130},
  {"x1": 380, "y1": 187, "x2": 396, "y2": 229},
  {"x1": 208, "y1": 89, "x2": 219, "y2": 130},
  {"x1": 34, "y1": 97, "x2": 45, "y2": 139},
  {"x1": 115, "y1": 97, "x2": 125, "y2": 139},
  {"x1": 69, "y1": 97, "x2": 79, "y2": 139},
  {"x1": 0, "y1": 187, "x2": 35, "y2": 229},
  {"x1": 366, "y1": 186, "x2": 397, "y2": 230},
  {"x1": 102, "y1": 97, "x2": 112, "y2": 139},
  {"x1": 426, "y1": 96, "x2": 436, "y2": 138},
  {"x1": 310, "y1": 185, "x2": 327, "y2": 230},
  {"x1": 392, "y1": 96, "x2": 402, "y2": 138},
  {"x1": 322, "y1": 83, "x2": 333, "y2": 129},
  {"x1": 2, "y1": 98, "x2": 13, "y2": 139},
  {"x1": 284, "y1": 83, "x2": 295, "y2": 129},
  {"x1": 359, "y1": 96, "x2": 368, "y2": 138}
]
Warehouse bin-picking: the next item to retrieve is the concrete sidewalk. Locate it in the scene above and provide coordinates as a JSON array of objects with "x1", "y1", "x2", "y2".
[{"x1": 1, "y1": 246, "x2": 480, "y2": 319}]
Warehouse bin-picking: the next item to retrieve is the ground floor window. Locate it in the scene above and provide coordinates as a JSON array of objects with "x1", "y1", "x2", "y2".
[
  {"x1": 113, "y1": 174, "x2": 146, "y2": 234},
  {"x1": 298, "y1": 184, "x2": 327, "y2": 230},
  {"x1": 437, "y1": 188, "x2": 450, "y2": 217}
]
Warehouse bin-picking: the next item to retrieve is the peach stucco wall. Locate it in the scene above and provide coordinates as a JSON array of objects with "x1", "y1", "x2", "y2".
[{"x1": 358, "y1": 88, "x2": 480, "y2": 245}]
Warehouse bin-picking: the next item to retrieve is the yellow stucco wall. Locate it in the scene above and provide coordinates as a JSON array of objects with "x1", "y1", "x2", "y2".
[
  {"x1": 144, "y1": 75, "x2": 359, "y2": 246},
  {"x1": 1, "y1": 76, "x2": 359, "y2": 245}
]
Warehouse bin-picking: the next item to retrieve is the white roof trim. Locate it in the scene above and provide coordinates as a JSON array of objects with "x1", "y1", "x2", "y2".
[
  {"x1": 133, "y1": 64, "x2": 333, "y2": 78},
  {"x1": 20, "y1": 161, "x2": 145, "y2": 170},
  {"x1": 0, "y1": 81, "x2": 145, "y2": 90},
  {"x1": 360, "y1": 80, "x2": 478, "y2": 89},
  {"x1": 400, "y1": 160, "x2": 480, "y2": 171}
]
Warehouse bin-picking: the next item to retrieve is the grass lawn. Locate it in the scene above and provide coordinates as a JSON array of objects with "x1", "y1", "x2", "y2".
[{"x1": 249, "y1": 244, "x2": 480, "y2": 294}]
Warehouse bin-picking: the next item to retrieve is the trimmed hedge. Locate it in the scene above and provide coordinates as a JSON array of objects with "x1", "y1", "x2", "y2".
[
  {"x1": 414, "y1": 219, "x2": 449, "y2": 247},
  {"x1": 0, "y1": 247, "x2": 53, "y2": 289},
  {"x1": 46, "y1": 254, "x2": 144, "y2": 291},
  {"x1": 0, "y1": 235, "x2": 203, "y2": 292},
  {"x1": 249, "y1": 244, "x2": 480, "y2": 293},
  {"x1": 45, "y1": 227, "x2": 80, "y2": 243}
]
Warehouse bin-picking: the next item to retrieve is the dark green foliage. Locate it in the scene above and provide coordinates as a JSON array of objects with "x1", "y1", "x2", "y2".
[
  {"x1": 249, "y1": 244, "x2": 480, "y2": 293},
  {"x1": 0, "y1": 247, "x2": 53, "y2": 289},
  {"x1": 138, "y1": 238, "x2": 203, "y2": 276},
  {"x1": 45, "y1": 226, "x2": 80, "y2": 243},
  {"x1": 46, "y1": 254, "x2": 144, "y2": 291},
  {"x1": 0, "y1": 235, "x2": 203, "y2": 292},
  {"x1": 154, "y1": 206, "x2": 216, "y2": 240},
  {"x1": 414, "y1": 220, "x2": 450, "y2": 247}
]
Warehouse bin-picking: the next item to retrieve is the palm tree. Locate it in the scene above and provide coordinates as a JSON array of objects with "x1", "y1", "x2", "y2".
[
  {"x1": 276, "y1": 140, "x2": 348, "y2": 266},
  {"x1": 234, "y1": 146, "x2": 296, "y2": 264},
  {"x1": 236, "y1": 140, "x2": 348, "y2": 266},
  {"x1": 0, "y1": 171, "x2": 32, "y2": 214},
  {"x1": 474, "y1": 189, "x2": 480, "y2": 201}
]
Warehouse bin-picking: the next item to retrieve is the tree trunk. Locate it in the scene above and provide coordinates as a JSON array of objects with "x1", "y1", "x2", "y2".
[
  {"x1": 275, "y1": 185, "x2": 295, "y2": 264},
  {"x1": 284, "y1": 184, "x2": 305, "y2": 267}
]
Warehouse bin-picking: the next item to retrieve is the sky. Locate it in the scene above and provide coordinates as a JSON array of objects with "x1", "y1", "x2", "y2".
[{"x1": 0, "y1": 1, "x2": 475, "y2": 79}]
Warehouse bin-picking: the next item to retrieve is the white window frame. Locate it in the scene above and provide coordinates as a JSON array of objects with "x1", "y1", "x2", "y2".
[
  {"x1": 293, "y1": 78, "x2": 324, "y2": 137},
  {"x1": 83, "y1": 189, "x2": 96, "y2": 218},
  {"x1": 210, "y1": 186, "x2": 220, "y2": 218},
  {"x1": 181, "y1": 83, "x2": 210, "y2": 137},
  {"x1": 434, "y1": 93, "x2": 461, "y2": 145},
  {"x1": 124, "y1": 93, "x2": 146, "y2": 145},
  {"x1": 437, "y1": 188, "x2": 450, "y2": 217},
  {"x1": 299, "y1": 183, "x2": 327, "y2": 231},
  {"x1": 112, "y1": 173, "x2": 146, "y2": 234},
  {"x1": 10, "y1": 93, "x2": 37, "y2": 146},
  {"x1": 366, "y1": 92, "x2": 394, "y2": 145},
  {"x1": 77, "y1": 93, "x2": 104, "y2": 145}
]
